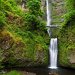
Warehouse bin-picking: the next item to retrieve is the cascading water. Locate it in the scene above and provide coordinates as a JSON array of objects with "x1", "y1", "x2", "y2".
[
  {"x1": 49, "y1": 38, "x2": 58, "y2": 69},
  {"x1": 46, "y1": 0, "x2": 58, "y2": 69},
  {"x1": 46, "y1": 0, "x2": 51, "y2": 36},
  {"x1": 46, "y1": 0, "x2": 51, "y2": 26}
]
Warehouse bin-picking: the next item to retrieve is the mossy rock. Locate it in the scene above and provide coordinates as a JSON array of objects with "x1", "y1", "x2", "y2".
[
  {"x1": 0, "y1": 29, "x2": 49, "y2": 68},
  {"x1": 58, "y1": 21, "x2": 75, "y2": 68}
]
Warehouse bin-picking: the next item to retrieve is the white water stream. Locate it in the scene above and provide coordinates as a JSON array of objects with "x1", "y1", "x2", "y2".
[
  {"x1": 49, "y1": 38, "x2": 58, "y2": 69},
  {"x1": 46, "y1": 0, "x2": 58, "y2": 69}
]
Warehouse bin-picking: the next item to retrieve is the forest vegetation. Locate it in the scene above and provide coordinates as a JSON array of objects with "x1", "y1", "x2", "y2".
[
  {"x1": 0, "y1": 0, "x2": 49, "y2": 68},
  {"x1": 0, "y1": 0, "x2": 75, "y2": 71}
]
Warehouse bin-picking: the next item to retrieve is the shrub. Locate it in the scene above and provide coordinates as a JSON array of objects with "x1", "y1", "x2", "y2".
[
  {"x1": 62, "y1": 0, "x2": 75, "y2": 26},
  {"x1": 0, "y1": 11, "x2": 6, "y2": 28},
  {"x1": 24, "y1": 12, "x2": 45, "y2": 31},
  {"x1": 27, "y1": 0, "x2": 40, "y2": 10},
  {"x1": 65, "y1": 0, "x2": 75, "y2": 11},
  {"x1": 5, "y1": 71, "x2": 21, "y2": 75},
  {"x1": 27, "y1": 0, "x2": 42, "y2": 16},
  {"x1": 62, "y1": 10, "x2": 75, "y2": 26}
]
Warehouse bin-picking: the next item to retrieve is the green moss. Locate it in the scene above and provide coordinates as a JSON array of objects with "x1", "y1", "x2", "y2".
[
  {"x1": 0, "y1": 0, "x2": 49, "y2": 68},
  {"x1": 2, "y1": 70, "x2": 21, "y2": 75},
  {"x1": 64, "y1": 0, "x2": 75, "y2": 11},
  {"x1": 58, "y1": 20, "x2": 75, "y2": 68}
]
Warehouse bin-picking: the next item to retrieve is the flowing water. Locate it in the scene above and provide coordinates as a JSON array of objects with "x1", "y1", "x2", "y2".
[
  {"x1": 49, "y1": 38, "x2": 58, "y2": 69},
  {"x1": 46, "y1": 0, "x2": 51, "y2": 36},
  {"x1": 46, "y1": 0, "x2": 51, "y2": 27},
  {"x1": 46, "y1": 0, "x2": 58, "y2": 69}
]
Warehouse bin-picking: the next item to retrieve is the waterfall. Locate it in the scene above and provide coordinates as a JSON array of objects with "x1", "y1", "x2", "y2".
[
  {"x1": 49, "y1": 38, "x2": 58, "y2": 69},
  {"x1": 46, "y1": 0, "x2": 51, "y2": 26},
  {"x1": 46, "y1": 0, "x2": 58, "y2": 69},
  {"x1": 46, "y1": 0, "x2": 51, "y2": 36}
]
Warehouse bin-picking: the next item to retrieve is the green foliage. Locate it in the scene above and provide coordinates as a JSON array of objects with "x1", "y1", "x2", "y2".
[
  {"x1": 0, "y1": 48, "x2": 4, "y2": 69},
  {"x1": 62, "y1": 0, "x2": 75, "y2": 26},
  {"x1": 0, "y1": 0, "x2": 23, "y2": 28},
  {"x1": 62, "y1": 10, "x2": 75, "y2": 26},
  {"x1": 1, "y1": 0, "x2": 15, "y2": 11},
  {"x1": 64, "y1": 0, "x2": 75, "y2": 11},
  {"x1": 16, "y1": 0, "x2": 21, "y2": 5},
  {"x1": 23, "y1": 0, "x2": 45, "y2": 30},
  {"x1": 27, "y1": 0, "x2": 41, "y2": 15},
  {"x1": 3, "y1": 71, "x2": 21, "y2": 75},
  {"x1": 0, "y1": 11, "x2": 6, "y2": 28},
  {"x1": 0, "y1": 0, "x2": 49, "y2": 68},
  {"x1": 58, "y1": 0, "x2": 75, "y2": 68},
  {"x1": 58, "y1": 18, "x2": 75, "y2": 68},
  {"x1": 24, "y1": 13, "x2": 38, "y2": 30},
  {"x1": 24, "y1": 13, "x2": 45, "y2": 30}
]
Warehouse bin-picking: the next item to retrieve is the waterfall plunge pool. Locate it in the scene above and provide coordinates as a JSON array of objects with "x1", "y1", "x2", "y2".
[{"x1": 1, "y1": 67, "x2": 75, "y2": 75}]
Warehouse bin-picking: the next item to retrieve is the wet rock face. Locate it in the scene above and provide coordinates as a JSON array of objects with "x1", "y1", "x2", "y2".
[{"x1": 0, "y1": 34, "x2": 14, "y2": 50}]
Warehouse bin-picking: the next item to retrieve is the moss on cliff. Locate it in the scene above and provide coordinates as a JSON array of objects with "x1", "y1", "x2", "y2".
[
  {"x1": 58, "y1": 21, "x2": 75, "y2": 68},
  {"x1": 58, "y1": 0, "x2": 75, "y2": 68},
  {"x1": 0, "y1": 0, "x2": 49, "y2": 68}
]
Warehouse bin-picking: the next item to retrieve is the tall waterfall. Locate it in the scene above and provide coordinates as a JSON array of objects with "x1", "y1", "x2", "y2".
[
  {"x1": 46, "y1": 0, "x2": 58, "y2": 69},
  {"x1": 46, "y1": 0, "x2": 51, "y2": 36},
  {"x1": 46, "y1": 0, "x2": 51, "y2": 26},
  {"x1": 49, "y1": 38, "x2": 58, "y2": 69}
]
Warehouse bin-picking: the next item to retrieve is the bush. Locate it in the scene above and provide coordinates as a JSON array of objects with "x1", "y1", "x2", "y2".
[
  {"x1": 62, "y1": 10, "x2": 75, "y2": 26},
  {"x1": 62, "y1": 0, "x2": 75, "y2": 26},
  {"x1": 5, "y1": 71, "x2": 21, "y2": 75},
  {"x1": 0, "y1": 11, "x2": 6, "y2": 28},
  {"x1": 24, "y1": 13, "x2": 38, "y2": 30},
  {"x1": 27, "y1": 0, "x2": 42, "y2": 16},
  {"x1": 24, "y1": 13, "x2": 46, "y2": 31},
  {"x1": 65, "y1": 0, "x2": 75, "y2": 11},
  {"x1": 16, "y1": 0, "x2": 22, "y2": 5},
  {"x1": 23, "y1": 0, "x2": 45, "y2": 31}
]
